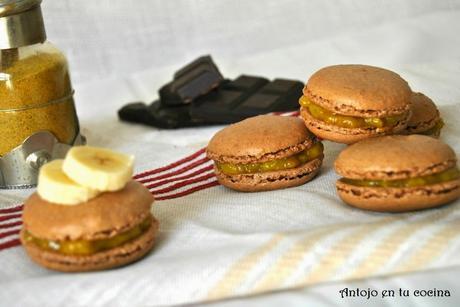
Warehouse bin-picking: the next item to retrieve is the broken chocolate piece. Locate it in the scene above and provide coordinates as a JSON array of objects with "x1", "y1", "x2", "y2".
[
  {"x1": 118, "y1": 101, "x2": 210, "y2": 129},
  {"x1": 159, "y1": 55, "x2": 223, "y2": 106}
]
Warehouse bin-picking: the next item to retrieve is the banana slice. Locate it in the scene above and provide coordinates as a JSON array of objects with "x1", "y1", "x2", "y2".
[
  {"x1": 63, "y1": 146, "x2": 134, "y2": 191},
  {"x1": 37, "y1": 160, "x2": 100, "y2": 205}
]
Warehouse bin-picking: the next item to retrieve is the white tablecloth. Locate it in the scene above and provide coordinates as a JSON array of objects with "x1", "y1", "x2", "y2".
[{"x1": 1, "y1": 1, "x2": 460, "y2": 306}]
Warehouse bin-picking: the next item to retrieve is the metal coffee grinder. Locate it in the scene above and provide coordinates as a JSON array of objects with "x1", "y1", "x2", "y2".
[{"x1": 0, "y1": 0, "x2": 84, "y2": 188}]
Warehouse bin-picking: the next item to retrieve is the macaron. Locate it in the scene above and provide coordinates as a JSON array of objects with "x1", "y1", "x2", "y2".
[
  {"x1": 206, "y1": 115, "x2": 324, "y2": 192},
  {"x1": 300, "y1": 64, "x2": 412, "y2": 144},
  {"x1": 21, "y1": 180, "x2": 159, "y2": 272},
  {"x1": 335, "y1": 135, "x2": 460, "y2": 212},
  {"x1": 404, "y1": 92, "x2": 443, "y2": 137}
]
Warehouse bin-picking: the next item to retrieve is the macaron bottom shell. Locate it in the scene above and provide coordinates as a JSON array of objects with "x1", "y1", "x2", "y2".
[
  {"x1": 215, "y1": 157, "x2": 323, "y2": 192},
  {"x1": 336, "y1": 179, "x2": 460, "y2": 212},
  {"x1": 300, "y1": 107, "x2": 409, "y2": 144},
  {"x1": 20, "y1": 216, "x2": 159, "y2": 272}
]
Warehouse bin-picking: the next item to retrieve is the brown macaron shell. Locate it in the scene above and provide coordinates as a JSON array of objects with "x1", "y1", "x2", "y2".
[
  {"x1": 300, "y1": 107, "x2": 410, "y2": 144},
  {"x1": 207, "y1": 115, "x2": 315, "y2": 164},
  {"x1": 22, "y1": 180, "x2": 154, "y2": 241},
  {"x1": 207, "y1": 115, "x2": 323, "y2": 192},
  {"x1": 304, "y1": 64, "x2": 412, "y2": 117},
  {"x1": 215, "y1": 157, "x2": 322, "y2": 192},
  {"x1": 336, "y1": 180, "x2": 460, "y2": 212},
  {"x1": 334, "y1": 135, "x2": 459, "y2": 212},
  {"x1": 335, "y1": 135, "x2": 456, "y2": 180},
  {"x1": 405, "y1": 92, "x2": 441, "y2": 135},
  {"x1": 21, "y1": 217, "x2": 159, "y2": 272}
]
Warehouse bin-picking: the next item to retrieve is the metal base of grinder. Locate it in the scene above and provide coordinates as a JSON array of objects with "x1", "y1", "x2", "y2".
[{"x1": 0, "y1": 130, "x2": 86, "y2": 189}]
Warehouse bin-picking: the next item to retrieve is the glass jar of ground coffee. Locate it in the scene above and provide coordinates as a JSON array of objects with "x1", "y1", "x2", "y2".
[
  {"x1": 0, "y1": 43, "x2": 79, "y2": 155},
  {"x1": 0, "y1": 0, "x2": 84, "y2": 188}
]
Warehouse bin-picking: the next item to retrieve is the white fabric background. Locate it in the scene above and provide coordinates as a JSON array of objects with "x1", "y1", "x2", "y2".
[{"x1": 1, "y1": 0, "x2": 460, "y2": 306}]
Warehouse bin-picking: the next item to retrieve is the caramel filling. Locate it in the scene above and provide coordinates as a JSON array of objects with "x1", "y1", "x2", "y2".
[
  {"x1": 340, "y1": 167, "x2": 460, "y2": 188},
  {"x1": 419, "y1": 119, "x2": 444, "y2": 136},
  {"x1": 217, "y1": 142, "x2": 323, "y2": 175},
  {"x1": 23, "y1": 217, "x2": 151, "y2": 255},
  {"x1": 299, "y1": 96, "x2": 405, "y2": 129}
]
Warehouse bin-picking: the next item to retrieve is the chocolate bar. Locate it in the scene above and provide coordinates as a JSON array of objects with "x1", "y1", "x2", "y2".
[
  {"x1": 118, "y1": 55, "x2": 303, "y2": 129},
  {"x1": 189, "y1": 76, "x2": 303, "y2": 123}
]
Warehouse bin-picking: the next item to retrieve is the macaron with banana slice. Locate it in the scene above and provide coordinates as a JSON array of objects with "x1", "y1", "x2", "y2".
[{"x1": 21, "y1": 146, "x2": 159, "y2": 272}]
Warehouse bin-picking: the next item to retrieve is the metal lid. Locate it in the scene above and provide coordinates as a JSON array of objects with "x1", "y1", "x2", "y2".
[
  {"x1": 0, "y1": 0, "x2": 41, "y2": 17},
  {"x1": 0, "y1": 0, "x2": 46, "y2": 49}
]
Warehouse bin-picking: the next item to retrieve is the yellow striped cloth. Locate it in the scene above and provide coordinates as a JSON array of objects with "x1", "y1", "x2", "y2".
[{"x1": 207, "y1": 204, "x2": 460, "y2": 301}]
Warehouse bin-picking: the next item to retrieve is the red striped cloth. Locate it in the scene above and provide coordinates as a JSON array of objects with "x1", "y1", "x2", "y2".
[{"x1": 0, "y1": 110, "x2": 300, "y2": 252}]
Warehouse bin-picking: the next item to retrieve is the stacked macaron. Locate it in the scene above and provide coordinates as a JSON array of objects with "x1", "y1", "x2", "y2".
[
  {"x1": 335, "y1": 135, "x2": 460, "y2": 212},
  {"x1": 300, "y1": 65, "x2": 412, "y2": 144},
  {"x1": 21, "y1": 146, "x2": 159, "y2": 272},
  {"x1": 299, "y1": 65, "x2": 444, "y2": 142},
  {"x1": 207, "y1": 115, "x2": 323, "y2": 192}
]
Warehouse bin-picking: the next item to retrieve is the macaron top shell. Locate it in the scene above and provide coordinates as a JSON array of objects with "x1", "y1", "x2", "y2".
[
  {"x1": 335, "y1": 135, "x2": 456, "y2": 180},
  {"x1": 207, "y1": 115, "x2": 314, "y2": 163},
  {"x1": 407, "y1": 92, "x2": 440, "y2": 129},
  {"x1": 304, "y1": 64, "x2": 412, "y2": 117},
  {"x1": 22, "y1": 181, "x2": 154, "y2": 241}
]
